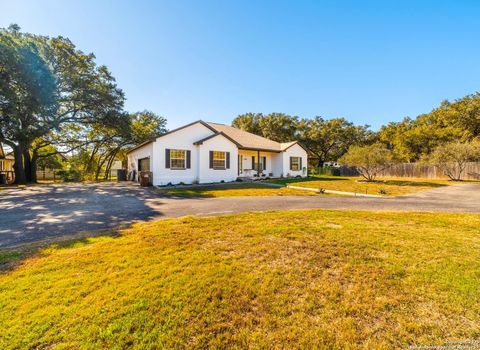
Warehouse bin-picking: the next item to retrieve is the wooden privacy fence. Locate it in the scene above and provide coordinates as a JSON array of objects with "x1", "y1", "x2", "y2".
[
  {"x1": 338, "y1": 162, "x2": 480, "y2": 180},
  {"x1": 36, "y1": 169, "x2": 56, "y2": 181}
]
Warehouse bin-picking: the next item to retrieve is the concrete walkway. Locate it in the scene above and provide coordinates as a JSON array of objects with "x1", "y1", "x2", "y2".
[{"x1": 0, "y1": 182, "x2": 479, "y2": 248}]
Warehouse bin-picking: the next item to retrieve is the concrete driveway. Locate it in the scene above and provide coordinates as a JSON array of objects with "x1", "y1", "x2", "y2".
[{"x1": 0, "y1": 182, "x2": 479, "y2": 248}]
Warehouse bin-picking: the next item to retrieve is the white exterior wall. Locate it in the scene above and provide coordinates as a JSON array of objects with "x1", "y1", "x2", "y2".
[
  {"x1": 198, "y1": 135, "x2": 238, "y2": 183},
  {"x1": 271, "y1": 153, "x2": 284, "y2": 177},
  {"x1": 127, "y1": 143, "x2": 154, "y2": 178},
  {"x1": 151, "y1": 123, "x2": 214, "y2": 185},
  {"x1": 282, "y1": 144, "x2": 308, "y2": 178}
]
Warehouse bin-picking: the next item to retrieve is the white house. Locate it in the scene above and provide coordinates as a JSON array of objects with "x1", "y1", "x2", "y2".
[{"x1": 126, "y1": 120, "x2": 308, "y2": 186}]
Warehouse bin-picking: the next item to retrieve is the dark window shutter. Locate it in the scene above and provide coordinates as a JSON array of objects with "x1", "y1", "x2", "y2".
[
  {"x1": 299, "y1": 157, "x2": 302, "y2": 170},
  {"x1": 289, "y1": 157, "x2": 293, "y2": 171},
  {"x1": 262, "y1": 156, "x2": 266, "y2": 170},
  {"x1": 226, "y1": 152, "x2": 230, "y2": 169},
  {"x1": 209, "y1": 151, "x2": 214, "y2": 169},
  {"x1": 165, "y1": 149, "x2": 170, "y2": 168},
  {"x1": 252, "y1": 156, "x2": 255, "y2": 170},
  {"x1": 186, "y1": 150, "x2": 191, "y2": 169}
]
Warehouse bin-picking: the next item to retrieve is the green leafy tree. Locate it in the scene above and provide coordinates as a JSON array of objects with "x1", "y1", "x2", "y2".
[
  {"x1": 0, "y1": 25, "x2": 58, "y2": 184},
  {"x1": 339, "y1": 144, "x2": 394, "y2": 181},
  {"x1": 378, "y1": 94, "x2": 480, "y2": 162},
  {"x1": 257, "y1": 113, "x2": 299, "y2": 143},
  {"x1": 130, "y1": 110, "x2": 167, "y2": 143},
  {"x1": 0, "y1": 25, "x2": 125, "y2": 183},
  {"x1": 232, "y1": 113, "x2": 262, "y2": 135},
  {"x1": 36, "y1": 144, "x2": 64, "y2": 170},
  {"x1": 299, "y1": 117, "x2": 372, "y2": 167},
  {"x1": 424, "y1": 141, "x2": 480, "y2": 181}
]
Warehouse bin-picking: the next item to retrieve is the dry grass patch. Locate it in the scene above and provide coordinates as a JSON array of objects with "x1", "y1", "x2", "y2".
[{"x1": 1, "y1": 210, "x2": 480, "y2": 349}]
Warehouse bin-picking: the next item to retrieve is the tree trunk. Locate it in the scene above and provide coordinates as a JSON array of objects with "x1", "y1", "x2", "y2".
[
  {"x1": 314, "y1": 153, "x2": 324, "y2": 168},
  {"x1": 85, "y1": 146, "x2": 99, "y2": 175},
  {"x1": 104, "y1": 150, "x2": 118, "y2": 180},
  {"x1": 23, "y1": 148, "x2": 32, "y2": 183},
  {"x1": 95, "y1": 153, "x2": 108, "y2": 181},
  {"x1": 13, "y1": 144, "x2": 27, "y2": 185},
  {"x1": 30, "y1": 148, "x2": 38, "y2": 183}
]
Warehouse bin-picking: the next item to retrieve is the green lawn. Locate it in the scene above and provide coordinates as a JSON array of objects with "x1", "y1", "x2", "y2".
[
  {"x1": 1, "y1": 210, "x2": 480, "y2": 349},
  {"x1": 156, "y1": 182, "x2": 322, "y2": 197},
  {"x1": 270, "y1": 176, "x2": 453, "y2": 196}
]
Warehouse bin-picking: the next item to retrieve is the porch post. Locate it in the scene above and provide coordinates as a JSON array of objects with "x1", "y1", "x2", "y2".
[{"x1": 257, "y1": 150, "x2": 260, "y2": 177}]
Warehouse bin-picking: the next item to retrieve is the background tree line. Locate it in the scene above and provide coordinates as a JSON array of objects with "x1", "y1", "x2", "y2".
[
  {"x1": 232, "y1": 94, "x2": 480, "y2": 180},
  {"x1": 0, "y1": 25, "x2": 166, "y2": 184},
  {"x1": 232, "y1": 113, "x2": 375, "y2": 167},
  {"x1": 2, "y1": 25, "x2": 479, "y2": 184}
]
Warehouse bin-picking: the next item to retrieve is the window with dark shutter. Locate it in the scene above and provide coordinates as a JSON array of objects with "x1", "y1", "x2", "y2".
[
  {"x1": 209, "y1": 151, "x2": 214, "y2": 169},
  {"x1": 226, "y1": 152, "x2": 230, "y2": 169},
  {"x1": 170, "y1": 150, "x2": 186, "y2": 169},
  {"x1": 252, "y1": 156, "x2": 255, "y2": 170},
  {"x1": 262, "y1": 156, "x2": 266, "y2": 170},
  {"x1": 212, "y1": 151, "x2": 226, "y2": 169},
  {"x1": 165, "y1": 149, "x2": 171, "y2": 168}
]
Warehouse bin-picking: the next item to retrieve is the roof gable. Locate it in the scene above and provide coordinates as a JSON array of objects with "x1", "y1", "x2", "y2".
[
  {"x1": 281, "y1": 141, "x2": 309, "y2": 153},
  {"x1": 127, "y1": 120, "x2": 217, "y2": 154},
  {"x1": 193, "y1": 132, "x2": 240, "y2": 146}
]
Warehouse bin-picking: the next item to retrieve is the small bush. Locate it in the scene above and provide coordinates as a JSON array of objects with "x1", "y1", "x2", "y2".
[
  {"x1": 339, "y1": 144, "x2": 394, "y2": 181},
  {"x1": 424, "y1": 141, "x2": 480, "y2": 181},
  {"x1": 56, "y1": 169, "x2": 82, "y2": 182},
  {"x1": 378, "y1": 188, "x2": 387, "y2": 195}
]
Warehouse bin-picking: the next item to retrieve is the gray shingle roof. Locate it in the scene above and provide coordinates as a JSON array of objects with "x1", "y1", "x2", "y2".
[
  {"x1": 127, "y1": 120, "x2": 307, "y2": 154},
  {"x1": 206, "y1": 122, "x2": 284, "y2": 152}
]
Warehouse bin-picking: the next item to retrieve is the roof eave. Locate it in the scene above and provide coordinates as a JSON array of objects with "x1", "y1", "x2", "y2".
[
  {"x1": 282, "y1": 141, "x2": 310, "y2": 153},
  {"x1": 127, "y1": 120, "x2": 218, "y2": 154},
  {"x1": 193, "y1": 132, "x2": 242, "y2": 147}
]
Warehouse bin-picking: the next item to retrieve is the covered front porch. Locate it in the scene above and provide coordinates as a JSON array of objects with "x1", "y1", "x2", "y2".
[{"x1": 237, "y1": 149, "x2": 281, "y2": 179}]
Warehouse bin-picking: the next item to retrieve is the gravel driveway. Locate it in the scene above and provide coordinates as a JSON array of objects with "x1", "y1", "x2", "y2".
[{"x1": 1, "y1": 182, "x2": 479, "y2": 248}]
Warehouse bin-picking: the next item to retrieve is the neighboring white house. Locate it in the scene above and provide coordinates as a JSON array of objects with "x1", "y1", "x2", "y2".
[{"x1": 126, "y1": 120, "x2": 308, "y2": 186}]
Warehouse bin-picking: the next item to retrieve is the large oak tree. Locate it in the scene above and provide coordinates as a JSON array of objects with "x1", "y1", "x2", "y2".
[{"x1": 0, "y1": 25, "x2": 125, "y2": 184}]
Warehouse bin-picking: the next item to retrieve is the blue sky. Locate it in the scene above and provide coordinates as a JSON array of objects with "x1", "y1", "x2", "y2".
[{"x1": 2, "y1": 0, "x2": 480, "y2": 130}]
